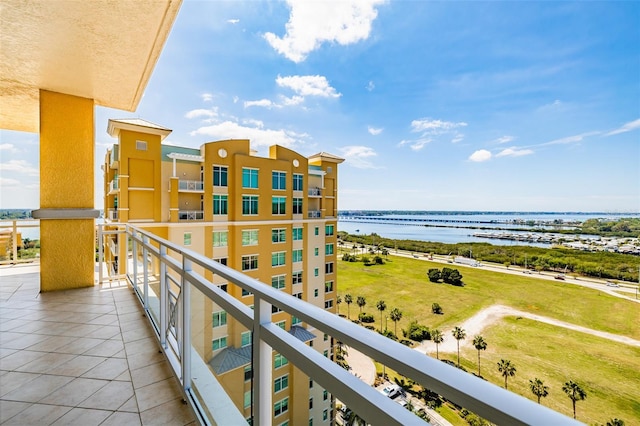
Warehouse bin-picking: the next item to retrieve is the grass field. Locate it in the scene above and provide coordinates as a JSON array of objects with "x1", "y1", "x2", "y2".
[{"x1": 337, "y1": 251, "x2": 640, "y2": 424}]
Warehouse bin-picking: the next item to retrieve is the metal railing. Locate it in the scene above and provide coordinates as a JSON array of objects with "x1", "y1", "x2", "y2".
[
  {"x1": 178, "y1": 180, "x2": 204, "y2": 192},
  {"x1": 97, "y1": 224, "x2": 578, "y2": 426},
  {"x1": 178, "y1": 210, "x2": 204, "y2": 221},
  {"x1": 308, "y1": 187, "x2": 322, "y2": 197},
  {"x1": 109, "y1": 179, "x2": 119, "y2": 192},
  {"x1": 107, "y1": 209, "x2": 118, "y2": 221},
  {"x1": 308, "y1": 210, "x2": 322, "y2": 218},
  {"x1": 0, "y1": 219, "x2": 40, "y2": 265}
]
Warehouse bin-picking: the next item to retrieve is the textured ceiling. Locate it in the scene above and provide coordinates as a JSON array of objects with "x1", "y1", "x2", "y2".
[{"x1": 0, "y1": 0, "x2": 182, "y2": 133}]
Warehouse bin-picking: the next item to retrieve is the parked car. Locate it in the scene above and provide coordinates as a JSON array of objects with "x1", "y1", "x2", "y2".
[
  {"x1": 606, "y1": 281, "x2": 620, "y2": 287},
  {"x1": 554, "y1": 275, "x2": 565, "y2": 280},
  {"x1": 381, "y1": 384, "x2": 404, "y2": 399}
]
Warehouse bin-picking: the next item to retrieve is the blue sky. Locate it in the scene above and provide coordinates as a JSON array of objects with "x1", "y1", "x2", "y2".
[{"x1": 1, "y1": 0, "x2": 639, "y2": 212}]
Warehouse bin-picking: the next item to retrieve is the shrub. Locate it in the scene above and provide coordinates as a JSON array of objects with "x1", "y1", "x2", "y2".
[
  {"x1": 428, "y1": 268, "x2": 442, "y2": 282},
  {"x1": 431, "y1": 302, "x2": 443, "y2": 314},
  {"x1": 404, "y1": 320, "x2": 431, "y2": 341},
  {"x1": 358, "y1": 312, "x2": 375, "y2": 323}
]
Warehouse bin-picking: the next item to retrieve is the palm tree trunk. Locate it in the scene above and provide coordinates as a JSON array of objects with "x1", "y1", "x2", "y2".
[
  {"x1": 504, "y1": 376, "x2": 508, "y2": 389},
  {"x1": 436, "y1": 344, "x2": 439, "y2": 360},
  {"x1": 572, "y1": 401, "x2": 576, "y2": 419},
  {"x1": 457, "y1": 342, "x2": 460, "y2": 367},
  {"x1": 477, "y1": 350, "x2": 481, "y2": 376}
]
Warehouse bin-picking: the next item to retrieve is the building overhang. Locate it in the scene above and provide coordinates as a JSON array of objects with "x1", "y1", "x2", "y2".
[{"x1": 0, "y1": 0, "x2": 182, "y2": 133}]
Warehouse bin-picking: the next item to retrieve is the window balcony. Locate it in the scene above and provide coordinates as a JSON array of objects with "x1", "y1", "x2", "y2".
[
  {"x1": 308, "y1": 210, "x2": 322, "y2": 218},
  {"x1": 107, "y1": 209, "x2": 119, "y2": 221},
  {"x1": 109, "y1": 179, "x2": 119, "y2": 194},
  {"x1": 178, "y1": 210, "x2": 204, "y2": 221},
  {"x1": 308, "y1": 187, "x2": 322, "y2": 197},
  {"x1": 178, "y1": 180, "x2": 204, "y2": 192}
]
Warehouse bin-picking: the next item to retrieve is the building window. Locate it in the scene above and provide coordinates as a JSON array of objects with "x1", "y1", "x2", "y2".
[
  {"x1": 242, "y1": 255, "x2": 258, "y2": 271},
  {"x1": 309, "y1": 340, "x2": 313, "y2": 347},
  {"x1": 314, "y1": 268, "x2": 319, "y2": 277},
  {"x1": 272, "y1": 196, "x2": 286, "y2": 215},
  {"x1": 292, "y1": 227, "x2": 303, "y2": 241},
  {"x1": 325, "y1": 262, "x2": 334, "y2": 274},
  {"x1": 214, "y1": 257, "x2": 228, "y2": 266},
  {"x1": 292, "y1": 316, "x2": 301, "y2": 325},
  {"x1": 325, "y1": 224, "x2": 334, "y2": 236},
  {"x1": 184, "y1": 232, "x2": 192, "y2": 246},
  {"x1": 272, "y1": 275, "x2": 286, "y2": 290},
  {"x1": 274, "y1": 375, "x2": 289, "y2": 393},
  {"x1": 272, "y1": 251, "x2": 286, "y2": 267},
  {"x1": 272, "y1": 228, "x2": 286, "y2": 243},
  {"x1": 309, "y1": 379, "x2": 313, "y2": 388},
  {"x1": 276, "y1": 320, "x2": 286, "y2": 329},
  {"x1": 272, "y1": 305, "x2": 282, "y2": 314},
  {"x1": 213, "y1": 231, "x2": 228, "y2": 247},
  {"x1": 242, "y1": 168, "x2": 259, "y2": 189},
  {"x1": 136, "y1": 140, "x2": 147, "y2": 151},
  {"x1": 218, "y1": 283, "x2": 228, "y2": 292},
  {"x1": 309, "y1": 419, "x2": 313, "y2": 426},
  {"x1": 213, "y1": 166, "x2": 228, "y2": 187},
  {"x1": 274, "y1": 353, "x2": 288, "y2": 368},
  {"x1": 314, "y1": 247, "x2": 319, "y2": 256},
  {"x1": 274, "y1": 398, "x2": 289, "y2": 417},
  {"x1": 272, "y1": 171, "x2": 287, "y2": 190},
  {"x1": 325, "y1": 281, "x2": 333, "y2": 293},
  {"x1": 323, "y1": 409, "x2": 328, "y2": 421},
  {"x1": 293, "y1": 292, "x2": 302, "y2": 299},
  {"x1": 325, "y1": 244, "x2": 334, "y2": 255},
  {"x1": 323, "y1": 350, "x2": 328, "y2": 358},
  {"x1": 309, "y1": 398, "x2": 313, "y2": 409},
  {"x1": 213, "y1": 311, "x2": 227, "y2": 327},
  {"x1": 241, "y1": 331, "x2": 252, "y2": 347},
  {"x1": 212, "y1": 336, "x2": 227, "y2": 351},
  {"x1": 244, "y1": 390, "x2": 252, "y2": 409},
  {"x1": 324, "y1": 300, "x2": 333, "y2": 309},
  {"x1": 242, "y1": 288, "x2": 251, "y2": 297},
  {"x1": 242, "y1": 195, "x2": 259, "y2": 215},
  {"x1": 213, "y1": 195, "x2": 228, "y2": 215},
  {"x1": 293, "y1": 197, "x2": 303, "y2": 214},
  {"x1": 242, "y1": 230, "x2": 259, "y2": 246},
  {"x1": 292, "y1": 271, "x2": 302, "y2": 285},
  {"x1": 324, "y1": 333, "x2": 328, "y2": 341},
  {"x1": 314, "y1": 289, "x2": 319, "y2": 298},
  {"x1": 293, "y1": 173, "x2": 303, "y2": 191},
  {"x1": 314, "y1": 227, "x2": 319, "y2": 236},
  {"x1": 323, "y1": 390, "x2": 329, "y2": 401},
  {"x1": 292, "y1": 249, "x2": 303, "y2": 263},
  {"x1": 244, "y1": 365, "x2": 252, "y2": 382}
]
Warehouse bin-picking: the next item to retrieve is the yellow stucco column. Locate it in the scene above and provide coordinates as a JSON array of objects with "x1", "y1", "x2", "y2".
[{"x1": 35, "y1": 90, "x2": 98, "y2": 291}]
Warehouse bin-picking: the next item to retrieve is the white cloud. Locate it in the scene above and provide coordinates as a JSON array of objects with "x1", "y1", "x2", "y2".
[
  {"x1": 338, "y1": 145, "x2": 378, "y2": 169},
  {"x1": 469, "y1": 149, "x2": 492, "y2": 162},
  {"x1": 366, "y1": 81, "x2": 375, "y2": 91},
  {"x1": 367, "y1": 126, "x2": 383, "y2": 135},
  {"x1": 398, "y1": 138, "x2": 432, "y2": 151},
  {"x1": 227, "y1": 19, "x2": 240, "y2": 24},
  {"x1": 606, "y1": 118, "x2": 640, "y2": 136},
  {"x1": 201, "y1": 93, "x2": 213, "y2": 102},
  {"x1": 276, "y1": 75, "x2": 341, "y2": 98},
  {"x1": 0, "y1": 159, "x2": 39, "y2": 176},
  {"x1": 244, "y1": 99, "x2": 276, "y2": 109},
  {"x1": 185, "y1": 108, "x2": 218, "y2": 119},
  {"x1": 263, "y1": 0, "x2": 385, "y2": 62},
  {"x1": 242, "y1": 118, "x2": 264, "y2": 128},
  {"x1": 190, "y1": 121, "x2": 305, "y2": 148},
  {"x1": 411, "y1": 118, "x2": 467, "y2": 133},
  {"x1": 280, "y1": 95, "x2": 305, "y2": 106},
  {"x1": 233, "y1": 96, "x2": 239, "y2": 104},
  {"x1": 0, "y1": 177, "x2": 20, "y2": 186},
  {"x1": 496, "y1": 147, "x2": 534, "y2": 157},
  {"x1": 494, "y1": 135, "x2": 514, "y2": 144},
  {"x1": 451, "y1": 133, "x2": 464, "y2": 144},
  {"x1": 542, "y1": 131, "x2": 599, "y2": 146},
  {"x1": 0, "y1": 143, "x2": 17, "y2": 152}
]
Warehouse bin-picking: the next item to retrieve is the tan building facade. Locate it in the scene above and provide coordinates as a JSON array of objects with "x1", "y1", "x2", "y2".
[{"x1": 103, "y1": 118, "x2": 343, "y2": 425}]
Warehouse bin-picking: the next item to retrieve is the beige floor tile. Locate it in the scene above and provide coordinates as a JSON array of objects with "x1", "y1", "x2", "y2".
[
  {"x1": 77, "y1": 380, "x2": 134, "y2": 411},
  {"x1": 101, "y1": 411, "x2": 142, "y2": 426},
  {"x1": 81, "y1": 357, "x2": 129, "y2": 380},
  {"x1": 0, "y1": 347, "x2": 18, "y2": 359},
  {"x1": 135, "y1": 377, "x2": 183, "y2": 412},
  {"x1": 1, "y1": 402, "x2": 71, "y2": 425},
  {"x1": 55, "y1": 337, "x2": 105, "y2": 354},
  {"x1": 49, "y1": 407, "x2": 113, "y2": 426},
  {"x1": 24, "y1": 334, "x2": 77, "y2": 352},
  {"x1": 2, "y1": 374, "x2": 73, "y2": 402},
  {"x1": 0, "y1": 319, "x2": 30, "y2": 332},
  {"x1": 119, "y1": 395, "x2": 139, "y2": 412},
  {"x1": 0, "y1": 371, "x2": 40, "y2": 397},
  {"x1": 140, "y1": 397, "x2": 195, "y2": 425},
  {"x1": 83, "y1": 339, "x2": 125, "y2": 357},
  {"x1": 124, "y1": 336, "x2": 163, "y2": 357},
  {"x1": 114, "y1": 370, "x2": 132, "y2": 381},
  {"x1": 0, "y1": 349, "x2": 47, "y2": 371},
  {"x1": 15, "y1": 352, "x2": 76, "y2": 374},
  {"x1": 87, "y1": 313, "x2": 119, "y2": 326},
  {"x1": 0, "y1": 400, "x2": 31, "y2": 423},
  {"x1": 0, "y1": 332, "x2": 45, "y2": 350},
  {"x1": 131, "y1": 360, "x2": 174, "y2": 390},
  {"x1": 84, "y1": 324, "x2": 121, "y2": 340},
  {"x1": 47, "y1": 354, "x2": 107, "y2": 377},
  {"x1": 39, "y1": 377, "x2": 109, "y2": 406},
  {"x1": 126, "y1": 348, "x2": 165, "y2": 371},
  {"x1": 122, "y1": 325, "x2": 156, "y2": 343}
]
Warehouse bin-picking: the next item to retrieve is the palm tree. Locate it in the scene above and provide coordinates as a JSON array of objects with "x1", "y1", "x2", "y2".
[
  {"x1": 344, "y1": 294, "x2": 353, "y2": 320},
  {"x1": 376, "y1": 300, "x2": 387, "y2": 331},
  {"x1": 563, "y1": 380, "x2": 587, "y2": 420},
  {"x1": 529, "y1": 378, "x2": 549, "y2": 404},
  {"x1": 451, "y1": 326, "x2": 466, "y2": 367},
  {"x1": 431, "y1": 329, "x2": 444, "y2": 360},
  {"x1": 472, "y1": 335, "x2": 487, "y2": 376},
  {"x1": 496, "y1": 359, "x2": 516, "y2": 389},
  {"x1": 336, "y1": 295, "x2": 342, "y2": 315},
  {"x1": 356, "y1": 296, "x2": 366, "y2": 314},
  {"x1": 606, "y1": 419, "x2": 625, "y2": 426},
  {"x1": 389, "y1": 307, "x2": 402, "y2": 336}
]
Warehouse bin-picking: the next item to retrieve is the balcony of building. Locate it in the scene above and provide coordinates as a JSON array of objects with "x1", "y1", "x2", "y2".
[
  {"x1": 177, "y1": 180, "x2": 204, "y2": 193},
  {"x1": 178, "y1": 211, "x2": 204, "y2": 221},
  {"x1": 109, "y1": 145, "x2": 119, "y2": 170},
  {"x1": 108, "y1": 179, "x2": 119, "y2": 195},
  {"x1": 106, "y1": 209, "x2": 119, "y2": 222},
  {"x1": 308, "y1": 187, "x2": 322, "y2": 197}
]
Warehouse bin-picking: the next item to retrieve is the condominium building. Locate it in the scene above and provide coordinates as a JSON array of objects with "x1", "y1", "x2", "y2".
[{"x1": 102, "y1": 118, "x2": 344, "y2": 425}]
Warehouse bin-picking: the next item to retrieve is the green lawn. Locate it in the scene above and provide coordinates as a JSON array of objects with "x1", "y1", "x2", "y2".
[{"x1": 337, "y1": 252, "x2": 640, "y2": 424}]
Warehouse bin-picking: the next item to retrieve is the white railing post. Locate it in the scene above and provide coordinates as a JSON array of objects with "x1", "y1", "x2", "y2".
[
  {"x1": 182, "y1": 257, "x2": 192, "y2": 391},
  {"x1": 160, "y1": 244, "x2": 168, "y2": 349},
  {"x1": 12, "y1": 220, "x2": 18, "y2": 264},
  {"x1": 142, "y1": 235, "x2": 149, "y2": 310},
  {"x1": 254, "y1": 297, "x2": 272, "y2": 426},
  {"x1": 98, "y1": 224, "x2": 104, "y2": 284},
  {"x1": 132, "y1": 228, "x2": 138, "y2": 292}
]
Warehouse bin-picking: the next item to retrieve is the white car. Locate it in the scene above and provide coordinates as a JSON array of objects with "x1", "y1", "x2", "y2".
[
  {"x1": 381, "y1": 384, "x2": 404, "y2": 399},
  {"x1": 606, "y1": 281, "x2": 620, "y2": 288}
]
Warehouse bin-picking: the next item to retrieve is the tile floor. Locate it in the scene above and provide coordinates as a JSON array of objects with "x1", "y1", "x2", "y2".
[{"x1": 0, "y1": 264, "x2": 196, "y2": 425}]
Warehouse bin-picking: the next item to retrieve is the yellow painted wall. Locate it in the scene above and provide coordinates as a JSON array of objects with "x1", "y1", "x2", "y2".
[{"x1": 39, "y1": 90, "x2": 95, "y2": 291}]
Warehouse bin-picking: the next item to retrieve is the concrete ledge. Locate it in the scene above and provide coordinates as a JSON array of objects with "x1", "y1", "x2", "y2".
[{"x1": 32, "y1": 208, "x2": 100, "y2": 219}]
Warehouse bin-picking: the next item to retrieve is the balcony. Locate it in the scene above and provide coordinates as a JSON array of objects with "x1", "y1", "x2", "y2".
[
  {"x1": 178, "y1": 210, "x2": 204, "y2": 221},
  {"x1": 107, "y1": 209, "x2": 119, "y2": 221},
  {"x1": 308, "y1": 187, "x2": 322, "y2": 197},
  {"x1": 308, "y1": 210, "x2": 322, "y2": 218},
  {"x1": 109, "y1": 179, "x2": 119, "y2": 194},
  {"x1": 178, "y1": 180, "x2": 204, "y2": 192}
]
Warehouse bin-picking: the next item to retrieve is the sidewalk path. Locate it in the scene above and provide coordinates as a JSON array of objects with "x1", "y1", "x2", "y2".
[{"x1": 344, "y1": 345, "x2": 376, "y2": 385}]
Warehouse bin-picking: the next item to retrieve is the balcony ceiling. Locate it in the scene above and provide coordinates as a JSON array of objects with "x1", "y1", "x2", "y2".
[{"x1": 0, "y1": 0, "x2": 182, "y2": 133}]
